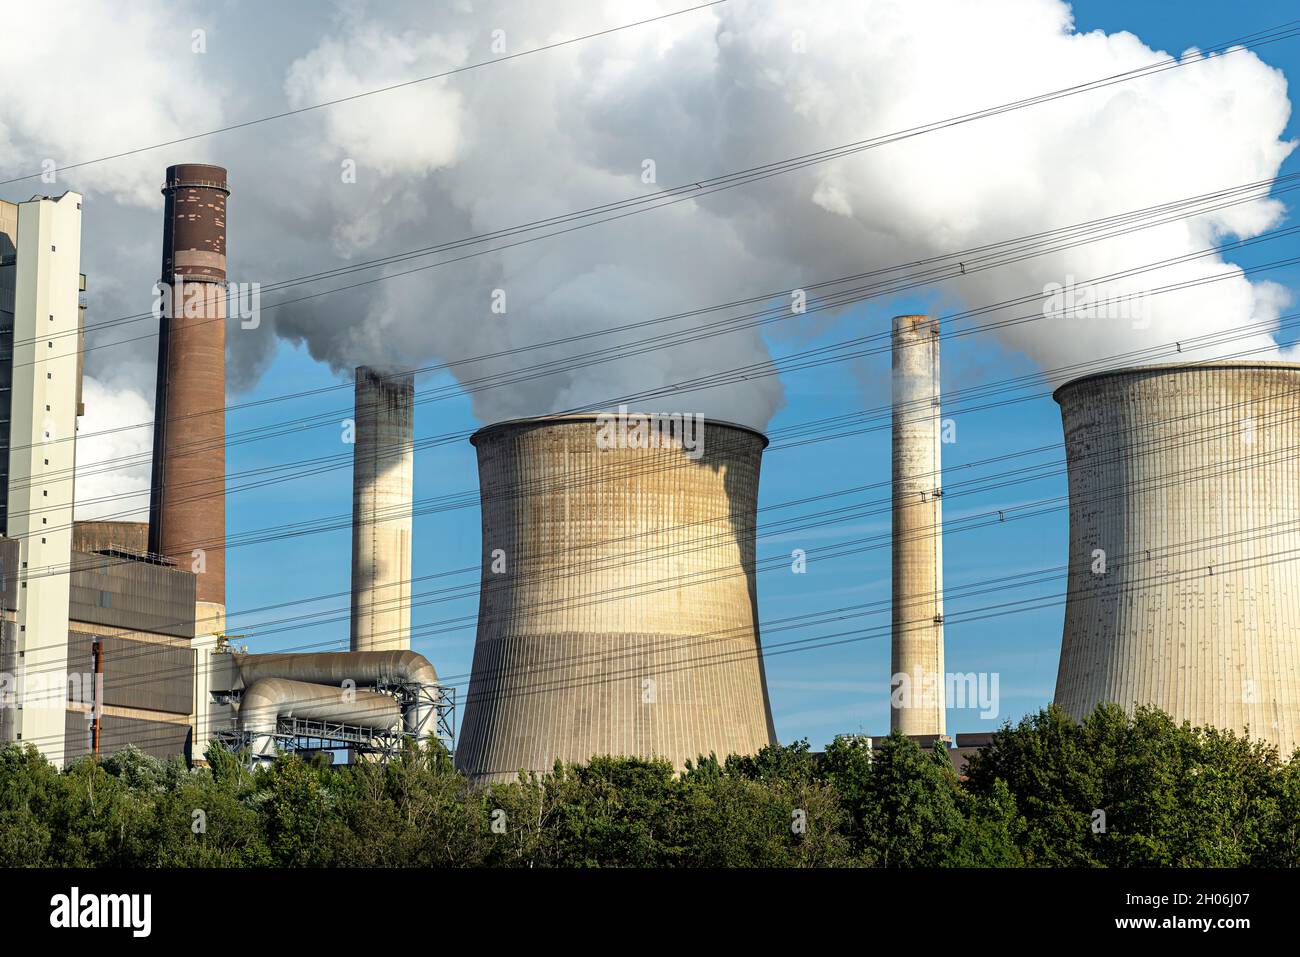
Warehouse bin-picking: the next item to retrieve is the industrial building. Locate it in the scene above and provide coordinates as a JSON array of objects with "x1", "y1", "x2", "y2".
[
  {"x1": 6, "y1": 160, "x2": 1298, "y2": 783},
  {"x1": 0, "y1": 167, "x2": 450, "y2": 769},
  {"x1": 0, "y1": 190, "x2": 90, "y2": 765},
  {"x1": 1053, "y1": 362, "x2": 1300, "y2": 756},
  {"x1": 63, "y1": 525, "x2": 198, "y2": 762},
  {"x1": 455, "y1": 413, "x2": 776, "y2": 782}
]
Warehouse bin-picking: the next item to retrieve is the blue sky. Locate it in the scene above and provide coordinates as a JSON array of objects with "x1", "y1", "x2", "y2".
[
  {"x1": 4, "y1": 1, "x2": 1295, "y2": 754},
  {"x1": 204, "y1": 1, "x2": 1300, "y2": 749}
]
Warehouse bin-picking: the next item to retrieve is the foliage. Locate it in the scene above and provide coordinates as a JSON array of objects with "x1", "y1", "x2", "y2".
[{"x1": 0, "y1": 705, "x2": 1292, "y2": 867}]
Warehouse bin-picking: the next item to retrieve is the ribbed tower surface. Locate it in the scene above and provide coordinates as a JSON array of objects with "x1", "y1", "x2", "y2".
[
  {"x1": 1054, "y1": 362, "x2": 1300, "y2": 755},
  {"x1": 456, "y1": 414, "x2": 777, "y2": 781}
]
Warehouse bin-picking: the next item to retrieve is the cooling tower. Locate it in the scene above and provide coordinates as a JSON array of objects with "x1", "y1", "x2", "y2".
[
  {"x1": 149, "y1": 163, "x2": 228, "y2": 628},
  {"x1": 892, "y1": 315, "x2": 946, "y2": 735},
  {"x1": 455, "y1": 413, "x2": 776, "y2": 781},
  {"x1": 1054, "y1": 362, "x2": 1300, "y2": 755},
  {"x1": 350, "y1": 367, "x2": 415, "y2": 653}
]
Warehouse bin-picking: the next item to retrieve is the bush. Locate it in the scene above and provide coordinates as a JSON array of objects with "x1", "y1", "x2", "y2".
[{"x1": 0, "y1": 705, "x2": 1291, "y2": 867}]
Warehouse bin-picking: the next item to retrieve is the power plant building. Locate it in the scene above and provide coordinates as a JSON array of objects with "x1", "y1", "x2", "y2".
[
  {"x1": 455, "y1": 414, "x2": 776, "y2": 782},
  {"x1": 1053, "y1": 362, "x2": 1300, "y2": 756},
  {"x1": 0, "y1": 192, "x2": 86, "y2": 766},
  {"x1": 0, "y1": 165, "x2": 454, "y2": 770}
]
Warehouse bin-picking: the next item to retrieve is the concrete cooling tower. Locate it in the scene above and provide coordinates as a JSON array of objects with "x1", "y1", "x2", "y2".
[
  {"x1": 455, "y1": 413, "x2": 776, "y2": 782},
  {"x1": 1053, "y1": 362, "x2": 1300, "y2": 755}
]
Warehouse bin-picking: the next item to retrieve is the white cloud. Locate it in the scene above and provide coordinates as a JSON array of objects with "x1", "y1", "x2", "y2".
[
  {"x1": 2, "y1": 0, "x2": 1295, "y2": 445},
  {"x1": 267, "y1": 0, "x2": 1295, "y2": 430},
  {"x1": 74, "y1": 377, "x2": 153, "y2": 521},
  {"x1": 0, "y1": 0, "x2": 226, "y2": 207}
]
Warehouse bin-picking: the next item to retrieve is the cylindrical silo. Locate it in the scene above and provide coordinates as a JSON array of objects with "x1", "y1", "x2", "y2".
[
  {"x1": 350, "y1": 366, "x2": 415, "y2": 653},
  {"x1": 892, "y1": 315, "x2": 945, "y2": 736},
  {"x1": 149, "y1": 163, "x2": 229, "y2": 637},
  {"x1": 1054, "y1": 362, "x2": 1300, "y2": 755},
  {"x1": 455, "y1": 413, "x2": 776, "y2": 782}
]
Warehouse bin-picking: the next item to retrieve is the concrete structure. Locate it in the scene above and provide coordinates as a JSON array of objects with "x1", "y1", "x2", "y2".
[
  {"x1": 891, "y1": 315, "x2": 945, "y2": 736},
  {"x1": 72, "y1": 519, "x2": 150, "y2": 556},
  {"x1": 455, "y1": 413, "x2": 776, "y2": 782},
  {"x1": 63, "y1": 547, "x2": 197, "y2": 762},
  {"x1": 1054, "y1": 362, "x2": 1300, "y2": 755},
  {"x1": 148, "y1": 163, "x2": 229, "y2": 644},
  {"x1": 349, "y1": 367, "x2": 414, "y2": 653},
  {"x1": 0, "y1": 192, "x2": 84, "y2": 766},
  {"x1": 0, "y1": 531, "x2": 198, "y2": 764}
]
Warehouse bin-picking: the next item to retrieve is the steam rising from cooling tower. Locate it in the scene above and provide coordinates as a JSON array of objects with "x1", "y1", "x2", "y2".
[
  {"x1": 149, "y1": 163, "x2": 228, "y2": 620},
  {"x1": 455, "y1": 414, "x2": 776, "y2": 782},
  {"x1": 1054, "y1": 362, "x2": 1300, "y2": 754},
  {"x1": 891, "y1": 315, "x2": 946, "y2": 736},
  {"x1": 350, "y1": 366, "x2": 415, "y2": 653}
]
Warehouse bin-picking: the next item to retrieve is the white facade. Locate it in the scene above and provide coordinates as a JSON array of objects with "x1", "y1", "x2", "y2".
[{"x1": 5, "y1": 193, "x2": 83, "y2": 767}]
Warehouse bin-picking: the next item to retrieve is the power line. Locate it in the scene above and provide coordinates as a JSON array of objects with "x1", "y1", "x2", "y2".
[
  {"x1": 0, "y1": 2, "x2": 732, "y2": 188},
  {"x1": 18, "y1": 17, "x2": 1297, "y2": 370},
  {"x1": 13, "y1": 386, "x2": 1300, "y2": 701},
  {"x1": 12, "y1": 167, "x2": 1290, "y2": 471},
  {"x1": 23, "y1": 521, "x2": 1300, "y2": 753},
  {"x1": 15, "y1": 208, "x2": 1298, "y2": 534},
  {"x1": 34, "y1": 245, "x2": 1300, "y2": 545}
]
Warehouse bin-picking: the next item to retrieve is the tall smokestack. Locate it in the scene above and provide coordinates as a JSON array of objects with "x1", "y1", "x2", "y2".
[
  {"x1": 349, "y1": 367, "x2": 415, "y2": 653},
  {"x1": 891, "y1": 314, "x2": 945, "y2": 736},
  {"x1": 149, "y1": 163, "x2": 228, "y2": 633}
]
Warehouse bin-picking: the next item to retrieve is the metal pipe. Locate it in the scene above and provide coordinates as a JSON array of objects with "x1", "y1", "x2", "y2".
[
  {"x1": 232, "y1": 650, "x2": 437, "y2": 688},
  {"x1": 237, "y1": 677, "x2": 401, "y2": 760},
  {"x1": 231, "y1": 650, "x2": 438, "y2": 739},
  {"x1": 92, "y1": 638, "x2": 103, "y2": 758}
]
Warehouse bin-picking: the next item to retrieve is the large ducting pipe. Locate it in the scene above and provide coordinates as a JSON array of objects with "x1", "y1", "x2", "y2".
[
  {"x1": 350, "y1": 367, "x2": 415, "y2": 653},
  {"x1": 149, "y1": 163, "x2": 229, "y2": 625},
  {"x1": 237, "y1": 677, "x2": 401, "y2": 761},
  {"x1": 1054, "y1": 362, "x2": 1300, "y2": 755},
  {"x1": 232, "y1": 650, "x2": 437, "y2": 689},
  {"x1": 455, "y1": 414, "x2": 776, "y2": 782},
  {"x1": 231, "y1": 650, "x2": 439, "y2": 740},
  {"x1": 891, "y1": 314, "x2": 946, "y2": 736}
]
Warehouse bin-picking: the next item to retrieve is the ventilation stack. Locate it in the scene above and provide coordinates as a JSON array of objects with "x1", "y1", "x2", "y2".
[
  {"x1": 349, "y1": 367, "x2": 414, "y2": 653},
  {"x1": 891, "y1": 314, "x2": 946, "y2": 736},
  {"x1": 455, "y1": 413, "x2": 776, "y2": 782},
  {"x1": 148, "y1": 163, "x2": 229, "y2": 639},
  {"x1": 1053, "y1": 362, "x2": 1300, "y2": 754}
]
